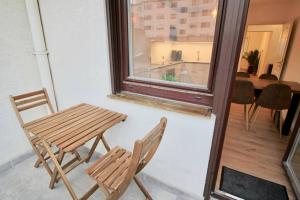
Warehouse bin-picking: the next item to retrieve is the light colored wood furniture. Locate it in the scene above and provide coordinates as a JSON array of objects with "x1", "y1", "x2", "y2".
[
  {"x1": 85, "y1": 117, "x2": 167, "y2": 200},
  {"x1": 9, "y1": 89, "x2": 56, "y2": 176},
  {"x1": 23, "y1": 103, "x2": 127, "y2": 200},
  {"x1": 237, "y1": 76, "x2": 300, "y2": 135}
]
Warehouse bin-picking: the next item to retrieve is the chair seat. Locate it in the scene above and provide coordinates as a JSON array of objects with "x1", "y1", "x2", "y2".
[{"x1": 86, "y1": 147, "x2": 132, "y2": 192}]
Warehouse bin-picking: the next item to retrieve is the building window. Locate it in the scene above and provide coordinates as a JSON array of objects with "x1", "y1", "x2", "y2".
[
  {"x1": 107, "y1": 0, "x2": 222, "y2": 106},
  {"x1": 191, "y1": 12, "x2": 199, "y2": 17},
  {"x1": 169, "y1": 25, "x2": 177, "y2": 41},
  {"x1": 190, "y1": 24, "x2": 197, "y2": 28},
  {"x1": 180, "y1": 7, "x2": 188, "y2": 13},
  {"x1": 180, "y1": 18, "x2": 187, "y2": 24}
]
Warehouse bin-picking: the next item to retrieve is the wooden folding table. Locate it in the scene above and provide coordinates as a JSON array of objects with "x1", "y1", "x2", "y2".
[{"x1": 23, "y1": 103, "x2": 127, "y2": 200}]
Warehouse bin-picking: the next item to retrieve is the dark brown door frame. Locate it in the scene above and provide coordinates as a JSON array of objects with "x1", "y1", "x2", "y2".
[{"x1": 203, "y1": 0, "x2": 250, "y2": 199}]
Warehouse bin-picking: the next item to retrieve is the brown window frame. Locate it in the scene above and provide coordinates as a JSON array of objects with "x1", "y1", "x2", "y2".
[{"x1": 106, "y1": 0, "x2": 224, "y2": 107}]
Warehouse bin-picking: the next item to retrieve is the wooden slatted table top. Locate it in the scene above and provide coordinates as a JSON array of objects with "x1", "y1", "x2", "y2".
[{"x1": 23, "y1": 103, "x2": 127, "y2": 152}]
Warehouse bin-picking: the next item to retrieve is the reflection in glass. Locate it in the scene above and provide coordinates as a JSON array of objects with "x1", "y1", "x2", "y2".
[
  {"x1": 128, "y1": 0, "x2": 219, "y2": 89},
  {"x1": 291, "y1": 131, "x2": 300, "y2": 182}
]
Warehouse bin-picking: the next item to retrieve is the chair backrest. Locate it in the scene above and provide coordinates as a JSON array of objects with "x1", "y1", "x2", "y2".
[
  {"x1": 256, "y1": 83, "x2": 292, "y2": 110},
  {"x1": 259, "y1": 73, "x2": 278, "y2": 80},
  {"x1": 9, "y1": 88, "x2": 54, "y2": 126},
  {"x1": 118, "y1": 117, "x2": 167, "y2": 193},
  {"x1": 236, "y1": 72, "x2": 250, "y2": 78},
  {"x1": 232, "y1": 80, "x2": 255, "y2": 105}
]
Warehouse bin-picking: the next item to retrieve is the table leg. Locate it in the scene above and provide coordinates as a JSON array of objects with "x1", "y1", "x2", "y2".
[
  {"x1": 282, "y1": 93, "x2": 300, "y2": 135},
  {"x1": 101, "y1": 135, "x2": 111, "y2": 152},
  {"x1": 86, "y1": 134, "x2": 102, "y2": 163},
  {"x1": 42, "y1": 140, "x2": 78, "y2": 200}
]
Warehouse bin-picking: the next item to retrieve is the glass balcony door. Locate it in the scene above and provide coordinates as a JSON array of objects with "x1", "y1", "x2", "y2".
[{"x1": 284, "y1": 126, "x2": 300, "y2": 199}]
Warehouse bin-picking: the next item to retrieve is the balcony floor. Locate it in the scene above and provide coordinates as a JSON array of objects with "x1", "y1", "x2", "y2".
[{"x1": 0, "y1": 148, "x2": 197, "y2": 200}]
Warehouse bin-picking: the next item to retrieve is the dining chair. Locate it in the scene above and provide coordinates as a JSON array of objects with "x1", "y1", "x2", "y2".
[
  {"x1": 232, "y1": 80, "x2": 255, "y2": 131},
  {"x1": 255, "y1": 74, "x2": 279, "y2": 99},
  {"x1": 259, "y1": 73, "x2": 278, "y2": 80},
  {"x1": 85, "y1": 117, "x2": 167, "y2": 200},
  {"x1": 236, "y1": 72, "x2": 250, "y2": 78},
  {"x1": 9, "y1": 89, "x2": 56, "y2": 176},
  {"x1": 250, "y1": 84, "x2": 292, "y2": 137}
]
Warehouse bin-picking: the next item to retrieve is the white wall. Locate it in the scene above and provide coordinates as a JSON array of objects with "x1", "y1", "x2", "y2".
[
  {"x1": 247, "y1": 0, "x2": 300, "y2": 82},
  {"x1": 38, "y1": 0, "x2": 215, "y2": 197},
  {"x1": 0, "y1": 0, "x2": 46, "y2": 165},
  {"x1": 246, "y1": 25, "x2": 284, "y2": 77},
  {"x1": 283, "y1": 20, "x2": 300, "y2": 82}
]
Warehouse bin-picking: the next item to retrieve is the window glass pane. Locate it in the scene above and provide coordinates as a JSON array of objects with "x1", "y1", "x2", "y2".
[{"x1": 128, "y1": 0, "x2": 219, "y2": 89}]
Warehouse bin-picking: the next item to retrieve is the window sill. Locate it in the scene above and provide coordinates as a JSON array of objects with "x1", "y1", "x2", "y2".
[{"x1": 108, "y1": 92, "x2": 212, "y2": 117}]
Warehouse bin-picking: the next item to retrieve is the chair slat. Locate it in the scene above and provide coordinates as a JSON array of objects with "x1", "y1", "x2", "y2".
[
  {"x1": 15, "y1": 94, "x2": 47, "y2": 106},
  {"x1": 13, "y1": 89, "x2": 44, "y2": 100},
  {"x1": 17, "y1": 100, "x2": 48, "y2": 112},
  {"x1": 141, "y1": 133, "x2": 162, "y2": 158},
  {"x1": 104, "y1": 158, "x2": 131, "y2": 187},
  {"x1": 110, "y1": 169, "x2": 129, "y2": 190},
  {"x1": 86, "y1": 147, "x2": 120, "y2": 174},
  {"x1": 98, "y1": 152, "x2": 131, "y2": 182},
  {"x1": 91, "y1": 149, "x2": 126, "y2": 178}
]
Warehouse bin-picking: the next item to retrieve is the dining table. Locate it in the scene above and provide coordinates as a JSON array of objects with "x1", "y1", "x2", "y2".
[
  {"x1": 237, "y1": 76, "x2": 300, "y2": 135},
  {"x1": 23, "y1": 103, "x2": 127, "y2": 199}
]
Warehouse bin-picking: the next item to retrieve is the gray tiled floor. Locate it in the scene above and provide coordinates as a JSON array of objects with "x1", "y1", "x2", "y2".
[{"x1": 0, "y1": 148, "x2": 199, "y2": 200}]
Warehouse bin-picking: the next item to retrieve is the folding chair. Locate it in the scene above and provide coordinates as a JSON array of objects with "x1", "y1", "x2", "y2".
[
  {"x1": 9, "y1": 88, "x2": 56, "y2": 176},
  {"x1": 85, "y1": 117, "x2": 167, "y2": 200}
]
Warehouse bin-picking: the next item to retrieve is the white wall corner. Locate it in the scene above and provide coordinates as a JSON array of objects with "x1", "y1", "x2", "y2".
[{"x1": 25, "y1": 0, "x2": 58, "y2": 111}]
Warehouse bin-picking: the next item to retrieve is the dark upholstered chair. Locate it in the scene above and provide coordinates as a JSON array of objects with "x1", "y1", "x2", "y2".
[
  {"x1": 236, "y1": 72, "x2": 250, "y2": 78},
  {"x1": 232, "y1": 80, "x2": 255, "y2": 130},
  {"x1": 250, "y1": 83, "x2": 292, "y2": 137},
  {"x1": 259, "y1": 73, "x2": 278, "y2": 80},
  {"x1": 255, "y1": 74, "x2": 279, "y2": 98}
]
